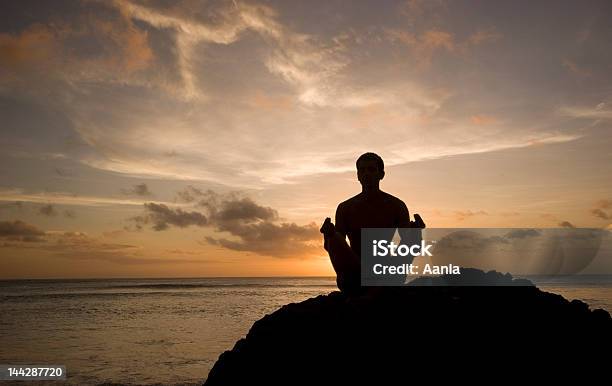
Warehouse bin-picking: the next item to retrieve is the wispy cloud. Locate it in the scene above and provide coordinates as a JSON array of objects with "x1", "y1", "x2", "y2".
[
  {"x1": 2, "y1": 0, "x2": 595, "y2": 188},
  {"x1": 0, "y1": 188, "x2": 180, "y2": 207},
  {"x1": 560, "y1": 102, "x2": 612, "y2": 120}
]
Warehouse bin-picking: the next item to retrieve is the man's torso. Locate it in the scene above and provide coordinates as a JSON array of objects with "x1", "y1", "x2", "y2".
[{"x1": 336, "y1": 191, "x2": 409, "y2": 257}]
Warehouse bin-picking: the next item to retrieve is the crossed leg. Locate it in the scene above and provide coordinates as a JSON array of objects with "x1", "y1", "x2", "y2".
[{"x1": 321, "y1": 219, "x2": 362, "y2": 295}]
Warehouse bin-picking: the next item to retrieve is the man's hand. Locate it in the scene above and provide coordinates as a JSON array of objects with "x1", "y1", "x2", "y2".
[
  {"x1": 320, "y1": 217, "x2": 336, "y2": 237},
  {"x1": 408, "y1": 213, "x2": 426, "y2": 229}
]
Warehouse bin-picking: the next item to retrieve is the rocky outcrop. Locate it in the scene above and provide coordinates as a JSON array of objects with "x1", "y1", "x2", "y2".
[{"x1": 205, "y1": 269, "x2": 611, "y2": 384}]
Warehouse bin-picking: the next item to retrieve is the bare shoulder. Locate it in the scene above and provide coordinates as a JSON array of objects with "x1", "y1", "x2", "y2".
[
  {"x1": 381, "y1": 191, "x2": 408, "y2": 210},
  {"x1": 337, "y1": 193, "x2": 361, "y2": 210}
]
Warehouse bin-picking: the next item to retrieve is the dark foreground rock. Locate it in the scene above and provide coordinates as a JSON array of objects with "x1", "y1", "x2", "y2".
[{"x1": 205, "y1": 269, "x2": 611, "y2": 384}]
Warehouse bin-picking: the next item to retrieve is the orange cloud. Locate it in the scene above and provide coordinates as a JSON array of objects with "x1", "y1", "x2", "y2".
[
  {"x1": 0, "y1": 13, "x2": 153, "y2": 82},
  {"x1": 386, "y1": 28, "x2": 455, "y2": 67},
  {"x1": 91, "y1": 18, "x2": 153, "y2": 73},
  {"x1": 248, "y1": 92, "x2": 295, "y2": 111},
  {"x1": 470, "y1": 114, "x2": 498, "y2": 125},
  {"x1": 0, "y1": 24, "x2": 60, "y2": 69},
  {"x1": 468, "y1": 28, "x2": 503, "y2": 45},
  {"x1": 423, "y1": 30, "x2": 454, "y2": 49},
  {"x1": 386, "y1": 25, "x2": 501, "y2": 69}
]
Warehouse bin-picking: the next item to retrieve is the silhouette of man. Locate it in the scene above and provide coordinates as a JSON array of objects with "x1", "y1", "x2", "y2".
[{"x1": 320, "y1": 152, "x2": 425, "y2": 294}]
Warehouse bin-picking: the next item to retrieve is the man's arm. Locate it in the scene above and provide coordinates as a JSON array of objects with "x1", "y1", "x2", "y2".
[
  {"x1": 335, "y1": 203, "x2": 348, "y2": 239},
  {"x1": 397, "y1": 201, "x2": 411, "y2": 228},
  {"x1": 397, "y1": 201, "x2": 423, "y2": 246}
]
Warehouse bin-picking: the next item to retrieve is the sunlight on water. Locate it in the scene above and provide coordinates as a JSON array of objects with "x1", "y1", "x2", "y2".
[{"x1": 0, "y1": 278, "x2": 335, "y2": 385}]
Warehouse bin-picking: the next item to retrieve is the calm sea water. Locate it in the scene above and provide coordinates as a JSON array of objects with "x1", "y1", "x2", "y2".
[{"x1": 1, "y1": 276, "x2": 611, "y2": 385}]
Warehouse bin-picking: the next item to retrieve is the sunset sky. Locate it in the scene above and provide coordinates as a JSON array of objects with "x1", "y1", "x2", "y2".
[{"x1": 1, "y1": 0, "x2": 611, "y2": 278}]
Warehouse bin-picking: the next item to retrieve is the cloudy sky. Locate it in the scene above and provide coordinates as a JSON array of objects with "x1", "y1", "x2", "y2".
[{"x1": 1, "y1": 0, "x2": 611, "y2": 278}]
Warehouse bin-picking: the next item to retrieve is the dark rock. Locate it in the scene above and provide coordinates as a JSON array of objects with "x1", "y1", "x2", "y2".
[{"x1": 204, "y1": 269, "x2": 612, "y2": 384}]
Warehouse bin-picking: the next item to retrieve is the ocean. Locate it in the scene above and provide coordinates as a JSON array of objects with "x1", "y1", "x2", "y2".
[{"x1": 1, "y1": 276, "x2": 611, "y2": 385}]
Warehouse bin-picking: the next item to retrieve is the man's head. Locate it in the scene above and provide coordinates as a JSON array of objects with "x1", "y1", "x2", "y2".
[{"x1": 356, "y1": 152, "x2": 385, "y2": 189}]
